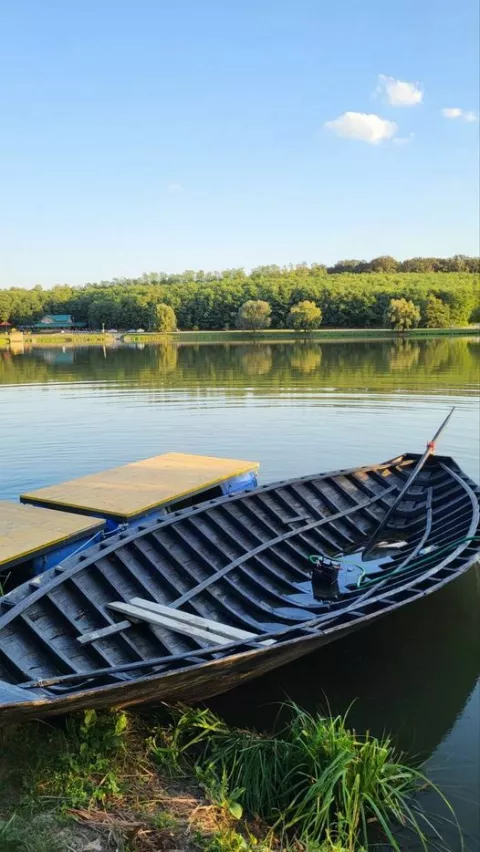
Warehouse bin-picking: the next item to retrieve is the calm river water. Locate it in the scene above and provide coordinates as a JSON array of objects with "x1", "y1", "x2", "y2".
[{"x1": 1, "y1": 337, "x2": 479, "y2": 849}]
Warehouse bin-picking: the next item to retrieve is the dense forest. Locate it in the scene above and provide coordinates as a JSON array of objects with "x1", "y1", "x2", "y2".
[{"x1": 0, "y1": 256, "x2": 479, "y2": 330}]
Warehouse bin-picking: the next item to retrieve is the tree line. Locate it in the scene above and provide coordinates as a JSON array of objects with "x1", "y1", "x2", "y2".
[{"x1": 0, "y1": 258, "x2": 478, "y2": 330}]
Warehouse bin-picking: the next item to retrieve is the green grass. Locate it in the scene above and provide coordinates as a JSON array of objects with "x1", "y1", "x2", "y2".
[
  {"x1": 0, "y1": 816, "x2": 64, "y2": 852},
  {"x1": 150, "y1": 703, "x2": 462, "y2": 851},
  {"x1": 0, "y1": 704, "x2": 462, "y2": 852},
  {"x1": 0, "y1": 332, "x2": 115, "y2": 348},
  {"x1": 124, "y1": 326, "x2": 479, "y2": 344},
  {"x1": 1, "y1": 327, "x2": 477, "y2": 349},
  {"x1": 26, "y1": 332, "x2": 115, "y2": 345}
]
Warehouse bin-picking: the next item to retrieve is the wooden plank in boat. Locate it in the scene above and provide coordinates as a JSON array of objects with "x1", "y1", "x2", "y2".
[
  {"x1": 0, "y1": 501, "x2": 104, "y2": 569},
  {"x1": 108, "y1": 598, "x2": 275, "y2": 647},
  {"x1": 20, "y1": 453, "x2": 259, "y2": 521},
  {"x1": 108, "y1": 601, "x2": 234, "y2": 645},
  {"x1": 127, "y1": 597, "x2": 274, "y2": 643},
  {"x1": 77, "y1": 620, "x2": 132, "y2": 645}
]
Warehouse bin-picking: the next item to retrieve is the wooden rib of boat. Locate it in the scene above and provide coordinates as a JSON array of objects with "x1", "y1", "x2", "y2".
[{"x1": 0, "y1": 452, "x2": 478, "y2": 722}]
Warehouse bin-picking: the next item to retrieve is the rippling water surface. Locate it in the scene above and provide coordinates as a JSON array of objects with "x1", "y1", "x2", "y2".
[{"x1": 1, "y1": 337, "x2": 479, "y2": 849}]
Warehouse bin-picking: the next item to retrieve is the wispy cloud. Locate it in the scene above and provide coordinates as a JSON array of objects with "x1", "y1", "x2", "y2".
[
  {"x1": 167, "y1": 182, "x2": 184, "y2": 193},
  {"x1": 375, "y1": 74, "x2": 423, "y2": 107},
  {"x1": 441, "y1": 107, "x2": 477, "y2": 122},
  {"x1": 393, "y1": 132, "x2": 415, "y2": 146},
  {"x1": 325, "y1": 111, "x2": 398, "y2": 144}
]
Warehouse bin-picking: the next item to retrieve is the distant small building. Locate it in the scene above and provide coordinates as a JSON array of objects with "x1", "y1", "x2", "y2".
[{"x1": 31, "y1": 314, "x2": 86, "y2": 331}]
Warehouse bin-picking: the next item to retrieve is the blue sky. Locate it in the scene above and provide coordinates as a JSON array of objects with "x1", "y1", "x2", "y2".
[{"x1": 1, "y1": 0, "x2": 478, "y2": 287}]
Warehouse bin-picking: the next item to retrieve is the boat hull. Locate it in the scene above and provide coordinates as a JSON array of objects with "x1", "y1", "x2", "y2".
[{"x1": 0, "y1": 452, "x2": 478, "y2": 722}]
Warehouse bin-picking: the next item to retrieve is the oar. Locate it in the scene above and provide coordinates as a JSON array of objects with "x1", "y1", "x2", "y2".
[{"x1": 362, "y1": 407, "x2": 455, "y2": 558}]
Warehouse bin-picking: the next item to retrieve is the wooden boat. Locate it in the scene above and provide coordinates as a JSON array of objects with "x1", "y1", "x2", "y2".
[{"x1": 0, "y1": 451, "x2": 478, "y2": 722}]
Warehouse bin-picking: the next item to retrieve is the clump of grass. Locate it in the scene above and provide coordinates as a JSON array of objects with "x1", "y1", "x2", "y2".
[
  {"x1": 201, "y1": 826, "x2": 275, "y2": 851},
  {"x1": 56, "y1": 708, "x2": 128, "y2": 807},
  {"x1": 0, "y1": 815, "x2": 65, "y2": 852},
  {"x1": 150, "y1": 703, "x2": 461, "y2": 851},
  {"x1": 0, "y1": 708, "x2": 130, "y2": 811}
]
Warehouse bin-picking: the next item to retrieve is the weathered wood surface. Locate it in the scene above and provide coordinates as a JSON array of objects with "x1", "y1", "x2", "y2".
[
  {"x1": 108, "y1": 601, "x2": 235, "y2": 645},
  {"x1": 0, "y1": 452, "x2": 478, "y2": 723},
  {"x1": 77, "y1": 620, "x2": 132, "y2": 645},
  {"x1": 0, "y1": 501, "x2": 104, "y2": 568},
  {"x1": 0, "y1": 627, "x2": 350, "y2": 722},
  {"x1": 20, "y1": 452, "x2": 259, "y2": 520}
]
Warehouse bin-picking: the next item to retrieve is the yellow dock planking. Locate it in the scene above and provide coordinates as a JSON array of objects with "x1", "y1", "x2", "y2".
[
  {"x1": 20, "y1": 452, "x2": 260, "y2": 521},
  {"x1": 0, "y1": 501, "x2": 104, "y2": 568}
]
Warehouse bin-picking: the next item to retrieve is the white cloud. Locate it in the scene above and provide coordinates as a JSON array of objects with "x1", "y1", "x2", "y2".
[
  {"x1": 441, "y1": 107, "x2": 462, "y2": 119},
  {"x1": 393, "y1": 132, "x2": 415, "y2": 145},
  {"x1": 441, "y1": 107, "x2": 478, "y2": 122},
  {"x1": 167, "y1": 182, "x2": 184, "y2": 192},
  {"x1": 325, "y1": 111, "x2": 398, "y2": 144},
  {"x1": 376, "y1": 75, "x2": 423, "y2": 107}
]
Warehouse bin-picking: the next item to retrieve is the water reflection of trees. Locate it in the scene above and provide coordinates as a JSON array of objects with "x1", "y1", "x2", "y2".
[
  {"x1": 157, "y1": 344, "x2": 178, "y2": 373},
  {"x1": 389, "y1": 340, "x2": 420, "y2": 371},
  {"x1": 239, "y1": 345, "x2": 273, "y2": 375},
  {"x1": 289, "y1": 344, "x2": 322, "y2": 373},
  {"x1": 0, "y1": 339, "x2": 478, "y2": 395}
]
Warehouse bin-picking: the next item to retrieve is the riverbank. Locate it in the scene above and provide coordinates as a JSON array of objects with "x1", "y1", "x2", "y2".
[
  {"x1": 1, "y1": 327, "x2": 478, "y2": 350},
  {"x1": 124, "y1": 326, "x2": 479, "y2": 343},
  {"x1": 0, "y1": 704, "x2": 456, "y2": 852},
  {"x1": 0, "y1": 333, "x2": 114, "y2": 349}
]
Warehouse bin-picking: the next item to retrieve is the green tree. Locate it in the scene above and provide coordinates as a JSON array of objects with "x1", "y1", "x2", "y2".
[
  {"x1": 385, "y1": 298, "x2": 421, "y2": 331},
  {"x1": 369, "y1": 255, "x2": 398, "y2": 273},
  {"x1": 470, "y1": 305, "x2": 480, "y2": 323},
  {"x1": 151, "y1": 302, "x2": 177, "y2": 332},
  {"x1": 87, "y1": 299, "x2": 119, "y2": 329},
  {"x1": 0, "y1": 292, "x2": 12, "y2": 322},
  {"x1": 424, "y1": 295, "x2": 451, "y2": 328},
  {"x1": 235, "y1": 300, "x2": 271, "y2": 331},
  {"x1": 327, "y1": 259, "x2": 365, "y2": 274},
  {"x1": 287, "y1": 300, "x2": 322, "y2": 331}
]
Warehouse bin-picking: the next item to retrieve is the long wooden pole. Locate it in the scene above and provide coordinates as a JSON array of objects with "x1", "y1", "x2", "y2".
[{"x1": 362, "y1": 407, "x2": 455, "y2": 558}]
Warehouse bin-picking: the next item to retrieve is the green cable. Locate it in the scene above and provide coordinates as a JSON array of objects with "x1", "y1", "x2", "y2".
[
  {"x1": 308, "y1": 535, "x2": 480, "y2": 592},
  {"x1": 356, "y1": 534, "x2": 480, "y2": 589}
]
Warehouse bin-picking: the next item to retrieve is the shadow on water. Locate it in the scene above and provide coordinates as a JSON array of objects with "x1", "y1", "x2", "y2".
[
  {"x1": 209, "y1": 565, "x2": 480, "y2": 850},
  {"x1": 209, "y1": 565, "x2": 480, "y2": 757}
]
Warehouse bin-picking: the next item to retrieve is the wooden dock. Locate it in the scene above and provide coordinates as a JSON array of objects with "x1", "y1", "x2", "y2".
[
  {"x1": 0, "y1": 501, "x2": 104, "y2": 570},
  {"x1": 20, "y1": 452, "x2": 259, "y2": 522}
]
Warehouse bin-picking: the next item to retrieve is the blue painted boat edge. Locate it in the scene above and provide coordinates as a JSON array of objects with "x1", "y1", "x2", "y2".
[
  {"x1": 220, "y1": 470, "x2": 258, "y2": 495},
  {"x1": 5, "y1": 470, "x2": 260, "y2": 581},
  {"x1": 32, "y1": 531, "x2": 104, "y2": 575}
]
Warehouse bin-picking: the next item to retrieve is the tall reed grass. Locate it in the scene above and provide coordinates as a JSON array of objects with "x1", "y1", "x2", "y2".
[{"x1": 151, "y1": 703, "x2": 461, "y2": 851}]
